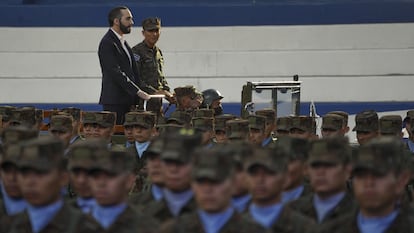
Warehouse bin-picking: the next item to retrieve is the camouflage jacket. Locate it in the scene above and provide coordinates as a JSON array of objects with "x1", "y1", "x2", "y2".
[
  {"x1": 244, "y1": 205, "x2": 316, "y2": 233},
  {"x1": 139, "y1": 197, "x2": 197, "y2": 224},
  {"x1": 3, "y1": 202, "x2": 96, "y2": 233},
  {"x1": 85, "y1": 204, "x2": 159, "y2": 233},
  {"x1": 287, "y1": 192, "x2": 357, "y2": 224},
  {"x1": 127, "y1": 145, "x2": 148, "y2": 193},
  {"x1": 128, "y1": 189, "x2": 155, "y2": 207},
  {"x1": 131, "y1": 41, "x2": 169, "y2": 93},
  {"x1": 318, "y1": 207, "x2": 414, "y2": 233},
  {"x1": 160, "y1": 210, "x2": 269, "y2": 233}
]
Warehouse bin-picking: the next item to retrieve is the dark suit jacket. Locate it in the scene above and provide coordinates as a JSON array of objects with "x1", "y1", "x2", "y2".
[{"x1": 98, "y1": 29, "x2": 142, "y2": 106}]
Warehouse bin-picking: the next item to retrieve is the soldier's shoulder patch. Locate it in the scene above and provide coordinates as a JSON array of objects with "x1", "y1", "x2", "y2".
[{"x1": 133, "y1": 53, "x2": 140, "y2": 62}]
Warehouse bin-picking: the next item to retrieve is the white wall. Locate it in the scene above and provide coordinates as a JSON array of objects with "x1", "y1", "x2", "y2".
[{"x1": 0, "y1": 23, "x2": 413, "y2": 103}]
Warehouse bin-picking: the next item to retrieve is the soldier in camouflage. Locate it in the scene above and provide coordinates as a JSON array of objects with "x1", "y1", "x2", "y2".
[{"x1": 132, "y1": 17, "x2": 174, "y2": 116}]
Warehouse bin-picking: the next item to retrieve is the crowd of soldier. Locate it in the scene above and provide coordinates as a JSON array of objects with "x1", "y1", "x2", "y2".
[{"x1": 0, "y1": 96, "x2": 414, "y2": 232}]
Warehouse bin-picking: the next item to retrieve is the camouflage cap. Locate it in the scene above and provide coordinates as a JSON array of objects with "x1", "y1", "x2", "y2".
[
  {"x1": 192, "y1": 117, "x2": 214, "y2": 132},
  {"x1": 225, "y1": 141, "x2": 254, "y2": 168},
  {"x1": 157, "y1": 123, "x2": 184, "y2": 136},
  {"x1": 67, "y1": 139, "x2": 107, "y2": 170},
  {"x1": 82, "y1": 111, "x2": 98, "y2": 125},
  {"x1": 49, "y1": 115, "x2": 73, "y2": 133},
  {"x1": 167, "y1": 110, "x2": 192, "y2": 126},
  {"x1": 193, "y1": 109, "x2": 214, "y2": 118},
  {"x1": 290, "y1": 116, "x2": 314, "y2": 133},
  {"x1": 174, "y1": 85, "x2": 198, "y2": 99},
  {"x1": 379, "y1": 115, "x2": 402, "y2": 135},
  {"x1": 353, "y1": 110, "x2": 378, "y2": 132},
  {"x1": 123, "y1": 111, "x2": 156, "y2": 129},
  {"x1": 143, "y1": 136, "x2": 165, "y2": 158},
  {"x1": 327, "y1": 111, "x2": 348, "y2": 126},
  {"x1": 276, "y1": 116, "x2": 292, "y2": 131},
  {"x1": 353, "y1": 137, "x2": 405, "y2": 175},
  {"x1": 192, "y1": 147, "x2": 234, "y2": 182},
  {"x1": 9, "y1": 108, "x2": 36, "y2": 127},
  {"x1": 322, "y1": 114, "x2": 344, "y2": 131},
  {"x1": 273, "y1": 136, "x2": 308, "y2": 161},
  {"x1": 255, "y1": 108, "x2": 276, "y2": 125},
  {"x1": 61, "y1": 107, "x2": 81, "y2": 121},
  {"x1": 18, "y1": 136, "x2": 65, "y2": 171},
  {"x1": 90, "y1": 145, "x2": 136, "y2": 175},
  {"x1": 1, "y1": 144, "x2": 22, "y2": 166},
  {"x1": 308, "y1": 137, "x2": 351, "y2": 166},
  {"x1": 248, "y1": 115, "x2": 266, "y2": 131},
  {"x1": 1, "y1": 125, "x2": 38, "y2": 146},
  {"x1": 95, "y1": 111, "x2": 116, "y2": 128},
  {"x1": 245, "y1": 147, "x2": 288, "y2": 173},
  {"x1": 214, "y1": 114, "x2": 236, "y2": 131},
  {"x1": 0, "y1": 106, "x2": 16, "y2": 122},
  {"x1": 142, "y1": 17, "x2": 161, "y2": 31},
  {"x1": 226, "y1": 118, "x2": 249, "y2": 139},
  {"x1": 161, "y1": 128, "x2": 202, "y2": 163}
]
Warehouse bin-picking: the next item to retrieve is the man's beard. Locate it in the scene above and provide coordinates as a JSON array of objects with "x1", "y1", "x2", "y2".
[{"x1": 120, "y1": 22, "x2": 131, "y2": 34}]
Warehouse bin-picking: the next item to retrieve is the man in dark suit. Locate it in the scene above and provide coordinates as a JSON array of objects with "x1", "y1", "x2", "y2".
[{"x1": 98, "y1": 6, "x2": 150, "y2": 124}]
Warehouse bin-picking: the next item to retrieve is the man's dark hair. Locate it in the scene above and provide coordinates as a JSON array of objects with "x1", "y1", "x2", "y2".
[{"x1": 108, "y1": 6, "x2": 128, "y2": 27}]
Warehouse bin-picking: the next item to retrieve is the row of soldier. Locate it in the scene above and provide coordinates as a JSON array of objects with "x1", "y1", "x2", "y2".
[{"x1": 1, "y1": 102, "x2": 414, "y2": 232}]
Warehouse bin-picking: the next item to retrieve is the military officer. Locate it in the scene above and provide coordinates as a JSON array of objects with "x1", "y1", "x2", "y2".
[
  {"x1": 353, "y1": 110, "x2": 379, "y2": 145},
  {"x1": 192, "y1": 117, "x2": 215, "y2": 147},
  {"x1": 132, "y1": 17, "x2": 173, "y2": 116},
  {"x1": 255, "y1": 108, "x2": 276, "y2": 146},
  {"x1": 214, "y1": 114, "x2": 236, "y2": 144},
  {"x1": 88, "y1": 145, "x2": 158, "y2": 232},
  {"x1": 275, "y1": 116, "x2": 292, "y2": 137},
  {"x1": 321, "y1": 114, "x2": 346, "y2": 138},
  {"x1": 290, "y1": 116, "x2": 316, "y2": 140},
  {"x1": 140, "y1": 129, "x2": 201, "y2": 223},
  {"x1": 247, "y1": 115, "x2": 267, "y2": 147},
  {"x1": 66, "y1": 139, "x2": 107, "y2": 213},
  {"x1": 61, "y1": 107, "x2": 84, "y2": 145},
  {"x1": 379, "y1": 115, "x2": 403, "y2": 138},
  {"x1": 226, "y1": 118, "x2": 249, "y2": 142},
  {"x1": 319, "y1": 137, "x2": 414, "y2": 233},
  {"x1": 49, "y1": 114, "x2": 74, "y2": 150},
  {"x1": 288, "y1": 137, "x2": 357, "y2": 224},
  {"x1": 3, "y1": 137, "x2": 95, "y2": 233},
  {"x1": 273, "y1": 136, "x2": 312, "y2": 204},
  {"x1": 244, "y1": 147, "x2": 316, "y2": 232}
]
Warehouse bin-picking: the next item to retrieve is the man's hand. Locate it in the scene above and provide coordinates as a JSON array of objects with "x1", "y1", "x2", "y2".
[
  {"x1": 137, "y1": 90, "x2": 151, "y2": 100},
  {"x1": 155, "y1": 89, "x2": 176, "y2": 104}
]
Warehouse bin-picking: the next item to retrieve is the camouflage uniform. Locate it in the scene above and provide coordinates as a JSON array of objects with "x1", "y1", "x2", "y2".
[
  {"x1": 160, "y1": 211, "x2": 267, "y2": 233},
  {"x1": 320, "y1": 137, "x2": 414, "y2": 232},
  {"x1": 2, "y1": 137, "x2": 97, "y2": 233},
  {"x1": 132, "y1": 17, "x2": 170, "y2": 115},
  {"x1": 318, "y1": 208, "x2": 414, "y2": 233},
  {"x1": 288, "y1": 137, "x2": 357, "y2": 224},
  {"x1": 244, "y1": 206, "x2": 316, "y2": 233},
  {"x1": 85, "y1": 205, "x2": 159, "y2": 233}
]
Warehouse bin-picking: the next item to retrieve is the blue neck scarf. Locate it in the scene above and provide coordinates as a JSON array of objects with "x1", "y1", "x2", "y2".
[
  {"x1": 0, "y1": 183, "x2": 27, "y2": 216},
  {"x1": 231, "y1": 194, "x2": 251, "y2": 213},
  {"x1": 27, "y1": 199, "x2": 64, "y2": 233},
  {"x1": 262, "y1": 137, "x2": 272, "y2": 147},
  {"x1": 125, "y1": 141, "x2": 133, "y2": 148},
  {"x1": 163, "y1": 188, "x2": 193, "y2": 216},
  {"x1": 281, "y1": 185, "x2": 304, "y2": 204},
  {"x1": 357, "y1": 209, "x2": 399, "y2": 233},
  {"x1": 135, "y1": 141, "x2": 150, "y2": 158},
  {"x1": 249, "y1": 202, "x2": 284, "y2": 229},
  {"x1": 198, "y1": 207, "x2": 234, "y2": 233},
  {"x1": 76, "y1": 197, "x2": 96, "y2": 214},
  {"x1": 313, "y1": 192, "x2": 345, "y2": 223},
  {"x1": 92, "y1": 203, "x2": 127, "y2": 229},
  {"x1": 151, "y1": 184, "x2": 164, "y2": 201}
]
